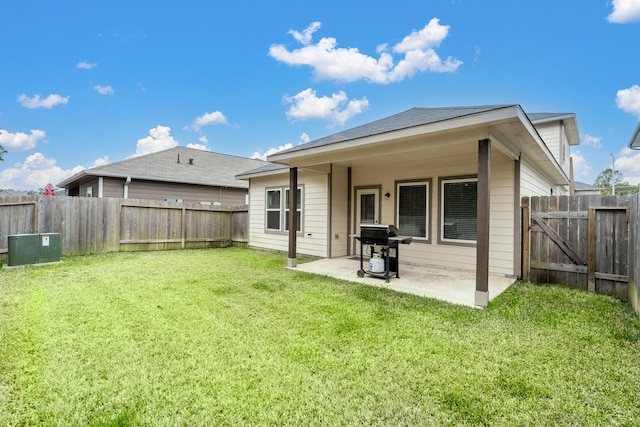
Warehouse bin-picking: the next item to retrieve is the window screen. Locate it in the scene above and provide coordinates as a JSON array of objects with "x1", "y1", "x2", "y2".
[
  {"x1": 397, "y1": 182, "x2": 428, "y2": 238},
  {"x1": 442, "y1": 179, "x2": 477, "y2": 242}
]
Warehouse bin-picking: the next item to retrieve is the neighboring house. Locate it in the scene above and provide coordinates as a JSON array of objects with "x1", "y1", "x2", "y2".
[
  {"x1": 573, "y1": 181, "x2": 602, "y2": 195},
  {"x1": 58, "y1": 146, "x2": 268, "y2": 206},
  {"x1": 237, "y1": 105, "x2": 580, "y2": 306}
]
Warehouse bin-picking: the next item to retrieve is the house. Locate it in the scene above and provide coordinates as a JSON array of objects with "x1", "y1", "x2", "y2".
[
  {"x1": 57, "y1": 146, "x2": 268, "y2": 206},
  {"x1": 237, "y1": 105, "x2": 580, "y2": 306}
]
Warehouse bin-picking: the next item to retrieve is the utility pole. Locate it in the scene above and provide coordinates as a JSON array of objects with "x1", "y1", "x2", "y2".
[{"x1": 610, "y1": 153, "x2": 616, "y2": 196}]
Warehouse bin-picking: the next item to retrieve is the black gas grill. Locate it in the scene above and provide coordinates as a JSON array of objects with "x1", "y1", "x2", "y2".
[{"x1": 354, "y1": 224, "x2": 411, "y2": 282}]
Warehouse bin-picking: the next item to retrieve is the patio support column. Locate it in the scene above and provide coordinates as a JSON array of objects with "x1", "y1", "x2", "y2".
[
  {"x1": 288, "y1": 167, "x2": 298, "y2": 267},
  {"x1": 476, "y1": 138, "x2": 491, "y2": 307}
]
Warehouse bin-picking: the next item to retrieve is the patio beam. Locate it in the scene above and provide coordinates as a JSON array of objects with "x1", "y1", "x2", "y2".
[
  {"x1": 288, "y1": 167, "x2": 298, "y2": 267},
  {"x1": 476, "y1": 138, "x2": 491, "y2": 307}
]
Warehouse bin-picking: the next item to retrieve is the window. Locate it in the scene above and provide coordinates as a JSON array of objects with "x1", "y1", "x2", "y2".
[
  {"x1": 266, "y1": 189, "x2": 281, "y2": 230},
  {"x1": 265, "y1": 186, "x2": 303, "y2": 232},
  {"x1": 441, "y1": 178, "x2": 477, "y2": 243},
  {"x1": 396, "y1": 181, "x2": 429, "y2": 240},
  {"x1": 285, "y1": 187, "x2": 302, "y2": 231}
]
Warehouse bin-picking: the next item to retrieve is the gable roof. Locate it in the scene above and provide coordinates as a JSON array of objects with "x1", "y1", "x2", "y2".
[
  {"x1": 271, "y1": 105, "x2": 514, "y2": 157},
  {"x1": 252, "y1": 104, "x2": 576, "y2": 185},
  {"x1": 57, "y1": 146, "x2": 268, "y2": 189}
]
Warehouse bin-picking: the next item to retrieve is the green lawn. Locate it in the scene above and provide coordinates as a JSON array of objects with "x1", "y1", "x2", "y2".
[{"x1": 1, "y1": 248, "x2": 639, "y2": 426}]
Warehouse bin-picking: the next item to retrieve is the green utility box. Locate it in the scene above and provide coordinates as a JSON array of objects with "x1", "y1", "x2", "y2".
[
  {"x1": 39, "y1": 233, "x2": 62, "y2": 263},
  {"x1": 7, "y1": 233, "x2": 62, "y2": 266},
  {"x1": 7, "y1": 234, "x2": 41, "y2": 266}
]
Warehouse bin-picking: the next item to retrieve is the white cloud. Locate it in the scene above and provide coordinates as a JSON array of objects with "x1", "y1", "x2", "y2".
[
  {"x1": 190, "y1": 111, "x2": 228, "y2": 131},
  {"x1": 198, "y1": 135, "x2": 208, "y2": 144},
  {"x1": 616, "y1": 85, "x2": 640, "y2": 118},
  {"x1": 94, "y1": 85, "x2": 114, "y2": 95},
  {"x1": 17, "y1": 93, "x2": 69, "y2": 109},
  {"x1": 0, "y1": 129, "x2": 47, "y2": 150},
  {"x1": 251, "y1": 143, "x2": 294, "y2": 161},
  {"x1": 608, "y1": 0, "x2": 640, "y2": 23},
  {"x1": 269, "y1": 19, "x2": 462, "y2": 84},
  {"x1": 186, "y1": 143, "x2": 210, "y2": 151},
  {"x1": 570, "y1": 151, "x2": 593, "y2": 179},
  {"x1": 135, "y1": 125, "x2": 179, "y2": 156},
  {"x1": 284, "y1": 88, "x2": 369, "y2": 125},
  {"x1": 87, "y1": 156, "x2": 110, "y2": 168},
  {"x1": 0, "y1": 152, "x2": 102, "y2": 191},
  {"x1": 251, "y1": 133, "x2": 310, "y2": 161},
  {"x1": 288, "y1": 21, "x2": 321, "y2": 45},
  {"x1": 77, "y1": 61, "x2": 97, "y2": 69},
  {"x1": 582, "y1": 134, "x2": 602, "y2": 148},
  {"x1": 616, "y1": 147, "x2": 640, "y2": 184}
]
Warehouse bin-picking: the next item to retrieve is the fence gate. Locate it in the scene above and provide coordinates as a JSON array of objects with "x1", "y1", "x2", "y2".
[{"x1": 522, "y1": 195, "x2": 630, "y2": 298}]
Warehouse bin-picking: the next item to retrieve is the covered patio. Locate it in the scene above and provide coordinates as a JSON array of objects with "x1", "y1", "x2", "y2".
[{"x1": 294, "y1": 257, "x2": 516, "y2": 308}]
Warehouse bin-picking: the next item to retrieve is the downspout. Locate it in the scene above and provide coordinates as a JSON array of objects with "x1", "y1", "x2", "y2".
[{"x1": 124, "y1": 176, "x2": 131, "y2": 199}]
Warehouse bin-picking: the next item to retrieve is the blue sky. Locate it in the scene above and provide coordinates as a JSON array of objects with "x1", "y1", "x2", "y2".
[{"x1": 1, "y1": 0, "x2": 640, "y2": 190}]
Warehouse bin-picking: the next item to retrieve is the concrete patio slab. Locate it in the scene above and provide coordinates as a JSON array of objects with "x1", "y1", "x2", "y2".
[{"x1": 291, "y1": 257, "x2": 516, "y2": 308}]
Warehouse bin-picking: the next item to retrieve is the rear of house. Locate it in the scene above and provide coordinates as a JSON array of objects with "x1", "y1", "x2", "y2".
[{"x1": 238, "y1": 105, "x2": 580, "y2": 303}]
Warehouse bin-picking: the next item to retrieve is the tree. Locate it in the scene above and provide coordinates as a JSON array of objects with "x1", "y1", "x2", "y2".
[
  {"x1": 593, "y1": 168, "x2": 639, "y2": 195},
  {"x1": 594, "y1": 168, "x2": 623, "y2": 195}
]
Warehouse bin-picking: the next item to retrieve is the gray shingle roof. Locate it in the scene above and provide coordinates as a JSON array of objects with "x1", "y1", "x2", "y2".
[
  {"x1": 271, "y1": 105, "x2": 515, "y2": 157},
  {"x1": 58, "y1": 146, "x2": 269, "y2": 189},
  {"x1": 235, "y1": 162, "x2": 288, "y2": 178},
  {"x1": 574, "y1": 181, "x2": 601, "y2": 191}
]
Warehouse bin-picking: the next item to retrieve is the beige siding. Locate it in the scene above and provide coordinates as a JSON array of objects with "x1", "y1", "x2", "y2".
[
  {"x1": 247, "y1": 144, "x2": 532, "y2": 277},
  {"x1": 350, "y1": 146, "x2": 516, "y2": 276},
  {"x1": 534, "y1": 121, "x2": 570, "y2": 176},
  {"x1": 520, "y1": 158, "x2": 556, "y2": 197},
  {"x1": 248, "y1": 170, "x2": 329, "y2": 257},
  {"x1": 330, "y1": 165, "x2": 349, "y2": 257}
]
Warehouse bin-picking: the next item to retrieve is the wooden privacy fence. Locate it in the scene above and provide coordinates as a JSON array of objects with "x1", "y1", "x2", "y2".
[
  {"x1": 522, "y1": 195, "x2": 633, "y2": 300},
  {"x1": 0, "y1": 195, "x2": 248, "y2": 256}
]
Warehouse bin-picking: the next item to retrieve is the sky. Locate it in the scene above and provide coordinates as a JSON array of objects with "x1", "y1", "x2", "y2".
[{"x1": 1, "y1": 0, "x2": 640, "y2": 191}]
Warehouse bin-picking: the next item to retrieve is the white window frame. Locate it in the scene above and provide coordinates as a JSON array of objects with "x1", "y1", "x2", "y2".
[
  {"x1": 265, "y1": 188, "x2": 282, "y2": 231},
  {"x1": 265, "y1": 186, "x2": 303, "y2": 233},
  {"x1": 440, "y1": 177, "x2": 478, "y2": 245},
  {"x1": 395, "y1": 180, "x2": 430, "y2": 242},
  {"x1": 284, "y1": 187, "x2": 302, "y2": 232}
]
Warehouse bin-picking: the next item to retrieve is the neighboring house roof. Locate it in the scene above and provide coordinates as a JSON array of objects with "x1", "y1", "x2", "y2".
[
  {"x1": 629, "y1": 122, "x2": 640, "y2": 150},
  {"x1": 57, "y1": 146, "x2": 268, "y2": 189},
  {"x1": 257, "y1": 105, "x2": 576, "y2": 185},
  {"x1": 574, "y1": 181, "x2": 602, "y2": 192}
]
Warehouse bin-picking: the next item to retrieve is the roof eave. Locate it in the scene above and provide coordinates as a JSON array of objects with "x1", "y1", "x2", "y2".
[
  {"x1": 629, "y1": 122, "x2": 640, "y2": 150},
  {"x1": 267, "y1": 105, "x2": 523, "y2": 165}
]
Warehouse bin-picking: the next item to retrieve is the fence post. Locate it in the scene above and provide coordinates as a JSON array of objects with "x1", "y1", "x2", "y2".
[
  {"x1": 181, "y1": 207, "x2": 186, "y2": 249},
  {"x1": 587, "y1": 208, "x2": 596, "y2": 292}
]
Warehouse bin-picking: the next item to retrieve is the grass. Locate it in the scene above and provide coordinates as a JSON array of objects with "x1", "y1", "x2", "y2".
[{"x1": 0, "y1": 248, "x2": 639, "y2": 426}]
